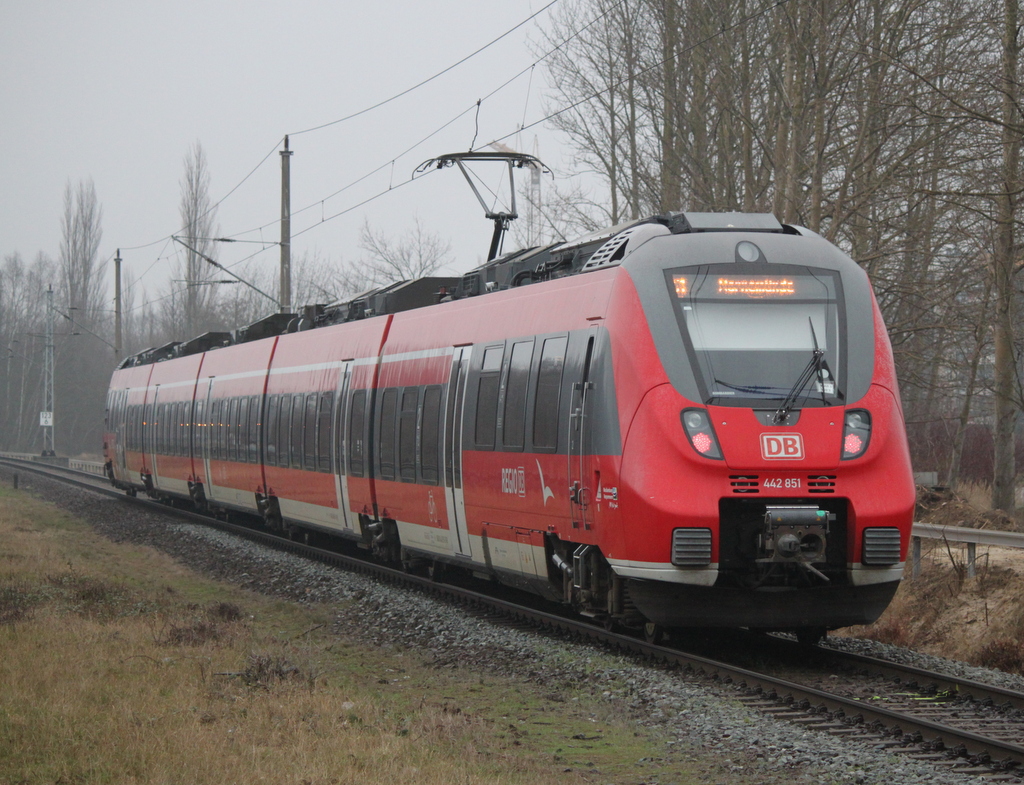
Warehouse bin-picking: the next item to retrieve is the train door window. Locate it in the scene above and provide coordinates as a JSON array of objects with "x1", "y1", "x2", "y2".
[
  {"x1": 534, "y1": 336, "x2": 568, "y2": 451},
  {"x1": 303, "y1": 394, "x2": 317, "y2": 471},
  {"x1": 378, "y1": 389, "x2": 398, "y2": 481},
  {"x1": 316, "y1": 392, "x2": 333, "y2": 473},
  {"x1": 475, "y1": 345, "x2": 503, "y2": 449},
  {"x1": 503, "y1": 340, "x2": 534, "y2": 450},
  {"x1": 238, "y1": 397, "x2": 251, "y2": 463},
  {"x1": 399, "y1": 388, "x2": 419, "y2": 482},
  {"x1": 348, "y1": 390, "x2": 366, "y2": 477},
  {"x1": 248, "y1": 395, "x2": 261, "y2": 464},
  {"x1": 420, "y1": 385, "x2": 442, "y2": 485},
  {"x1": 290, "y1": 394, "x2": 305, "y2": 468},
  {"x1": 265, "y1": 395, "x2": 279, "y2": 466}
]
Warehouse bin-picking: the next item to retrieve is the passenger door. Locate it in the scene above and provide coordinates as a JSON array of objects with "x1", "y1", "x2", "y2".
[
  {"x1": 333, "y1": 361, "x2": 355, "y2": 532},
  {"x1": 568, "y1": 336, "x2": 595, "y2": 530},
  {"x1": 443, "y1": 346, "x2": 472, "y2": 557}
]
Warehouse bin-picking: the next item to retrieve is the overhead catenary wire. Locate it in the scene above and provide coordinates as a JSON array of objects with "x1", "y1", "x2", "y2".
[
  {"x1": 119, "y1": 0, "x2": 786, "y2": 302},
  {"x1": 287, "y1": 1, "x2": 560, "y2": 138}
]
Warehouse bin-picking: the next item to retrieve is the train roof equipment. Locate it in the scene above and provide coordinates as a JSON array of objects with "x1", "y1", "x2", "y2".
[{"x1": 118, "y1": 209, "x2": 799, "y2": 369}]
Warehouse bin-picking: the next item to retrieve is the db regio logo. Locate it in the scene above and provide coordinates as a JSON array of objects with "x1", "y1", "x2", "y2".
[{"x1": 760, "y1": 433, "x2": 804, "y2": 460}]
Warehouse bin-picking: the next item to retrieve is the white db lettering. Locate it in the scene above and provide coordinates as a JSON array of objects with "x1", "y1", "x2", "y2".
[{"x1": 761, "y1": 433, "x2": 804, "y2": 460}]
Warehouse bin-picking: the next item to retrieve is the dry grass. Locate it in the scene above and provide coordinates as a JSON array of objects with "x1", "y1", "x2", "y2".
[
  {"x1": 0, "y1": 485, "x2": 698, "y2": 785},
  {"x1": 841, "y1": 536, "x2": 1024, "y2": 673}
]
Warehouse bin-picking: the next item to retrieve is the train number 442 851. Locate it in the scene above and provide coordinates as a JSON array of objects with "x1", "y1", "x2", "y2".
[{"x1": 763, "y1": 477, "x2": 802, "y2": 489}]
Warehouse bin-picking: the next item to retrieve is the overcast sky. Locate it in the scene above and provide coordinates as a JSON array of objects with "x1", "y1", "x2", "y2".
[{"x1": 0, "y1": 0, "x2": 574, "y2": 309}]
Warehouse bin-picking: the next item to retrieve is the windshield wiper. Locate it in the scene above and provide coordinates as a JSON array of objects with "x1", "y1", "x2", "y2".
[{"x1": 773, "y1": 319, "x2": 827, "y2": 424}]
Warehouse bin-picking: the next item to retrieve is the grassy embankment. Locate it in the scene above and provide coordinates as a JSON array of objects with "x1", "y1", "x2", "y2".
[{"x1": 0, "y1": 483, "x2": 702, "y2": 784}]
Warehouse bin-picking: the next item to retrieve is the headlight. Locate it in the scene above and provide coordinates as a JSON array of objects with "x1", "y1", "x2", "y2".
[
  {"x1": 681, "y1": 408, "x2": 723, "y2": 460},
  {"x1": 842, "y1": 409, "x2": 871, "y2": 459}
]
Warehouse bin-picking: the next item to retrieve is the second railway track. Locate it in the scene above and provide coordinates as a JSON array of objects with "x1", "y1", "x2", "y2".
[{"x1": 4, "y1": 455, "x2": 1024, "y2": 782}]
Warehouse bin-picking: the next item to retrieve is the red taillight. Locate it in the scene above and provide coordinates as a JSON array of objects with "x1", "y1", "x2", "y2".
[
  {"x1": 681, "y1": 408, "x2": 723, "y2": 460},
  {"x1": 842, "y1": 410, "x2": 871, "y2": 459},
  {"x1": 692, "y1": 432, "x2": 713, "y2": 454}
]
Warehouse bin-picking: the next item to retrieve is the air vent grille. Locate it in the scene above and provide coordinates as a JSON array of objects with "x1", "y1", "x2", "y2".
[
  {"x1": 671, "y1": 528, "x2": 713, "y2": 567},
  {"x1": 862, "y1": 527, "x2": 902, "y2": 566}
]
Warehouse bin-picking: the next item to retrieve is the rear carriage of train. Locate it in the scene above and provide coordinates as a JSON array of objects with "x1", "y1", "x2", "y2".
[{"x1": 589, "y1": 218, "x2": 916, "y2": 632}]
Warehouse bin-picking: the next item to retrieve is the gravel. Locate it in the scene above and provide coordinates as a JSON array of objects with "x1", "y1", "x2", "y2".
[{"x1": 5, "y1": 465, "x2": 1013, "y2": 785}]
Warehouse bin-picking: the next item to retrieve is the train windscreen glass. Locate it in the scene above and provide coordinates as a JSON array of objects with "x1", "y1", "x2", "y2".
[{"x1": 667, "y1": 266, "x2": 845, "y2": 407}]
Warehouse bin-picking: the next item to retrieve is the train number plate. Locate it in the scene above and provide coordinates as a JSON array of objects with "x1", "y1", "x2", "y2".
[{"x1": 762, "y1": 477, "x2": 802, "y2": 490}]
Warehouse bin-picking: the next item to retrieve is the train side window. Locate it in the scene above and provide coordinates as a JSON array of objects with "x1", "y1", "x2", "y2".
[
  {"x1": 348, "y1": 390, "x2": 366, "y2": 477},
  {"x1": 399, "y1": 388, "x2": 418, "y2": 482},
  {"x1": 173, "y1": 402, "x2": 180, "y2": 455},
  {"x1": 420, "y1": 385, "x2": 442, "y2": 485},
  {"x1": 303, "y1": 394, "x2": 317, "y2": 471},
  {"x1": 216, "y1": 399, "x2": 227, "y2": 461},
  {"x1": 503, "y1": 340, "x2": 534, "y2": 450},
  {"x1": 534, "y1": 335, "x2": 568, "y2": 451},
  {"x1": 238, "y1": 397, "x2": 251, "y2": 463},
  {"x1": 226, "y1": 398, "x2": 238, "y2": 462},
  {"x1": 207, "y1": 400, "x2": 217, "y2": 460},
  {"x1": 173, "y1": 403, "x2": 179, "y2": 455},
  {"x1": 290, "y1": 394, "x2": 304, "y2": 468},
  {"x1": 316, "y1": 392, "x2": 333, "y2": 473},
  {"x1": 475, "y1": 345, "x2": 503, "y2": 449},
  {"x1": 265, "y1": 395, "x2": 279, "y2": 466},
  {"x1": 277, "y1": 394, "x2": 291, "y2": 467},
  {"x1": 219, "y1": 399, "x2": 230, "y2": 461},
  {"x1": 183, "y1": 400, "x2": 190, "y2": 457},
  {"x1": 378, "y1": 389, "x2": 398, "y2": 481},
  {"x1": 172, "y1": 402, "x2": 179, "y2": 455},
  {"x1": 248, "y1": 395, "x2": 261, "y2": 464},
  {"x1": 170, "y1": 402, "x2": 178, "y2": 456},
  {"x1": 193, "y1": 399, "x2": 204, "y2": 458}
]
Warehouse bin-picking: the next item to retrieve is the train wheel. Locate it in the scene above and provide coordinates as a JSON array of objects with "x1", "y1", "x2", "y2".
[
  {"x1": 795, "y1": 627, "x2": 827, "y2": 646},
  {"x1": 643, "y1": 622, "x2": 664, "y2": 645}
]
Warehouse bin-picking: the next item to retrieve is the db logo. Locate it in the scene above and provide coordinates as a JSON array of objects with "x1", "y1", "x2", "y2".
[{"x1": 761, "y1": 433, "x2": 804, "y2": 460}]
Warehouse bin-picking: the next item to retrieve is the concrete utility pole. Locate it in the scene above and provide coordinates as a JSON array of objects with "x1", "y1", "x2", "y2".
[
  {"x1": 42, "y1": 285, "x2": 55, "y2": 456},
  {"x1": 279, "y1": 135, "x2": 293, "y2": 314},
  {"x1": 114, "y1": 249, "x2": 122, "y2": 362}
]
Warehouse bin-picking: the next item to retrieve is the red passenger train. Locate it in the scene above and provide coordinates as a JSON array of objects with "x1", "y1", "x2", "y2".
[{"x1": 103, "y1": 212, "x2": 915, "y2": 640}]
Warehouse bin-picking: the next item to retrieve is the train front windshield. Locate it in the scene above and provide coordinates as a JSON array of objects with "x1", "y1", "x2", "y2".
[{"x1": 667, "y1": 265, "x2": 845, "y2": 408}]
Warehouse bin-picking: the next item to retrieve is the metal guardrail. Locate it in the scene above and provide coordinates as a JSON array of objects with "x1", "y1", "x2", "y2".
[
  {"x1": 0, "y1": 452, "x2": 103, "y2": 475},
  {"x1": 68, "y1": 459, "x2": 105, "y2": 476},
  {"x1": 909, "y1": 522, "x2": 1024, "y2": 578}
]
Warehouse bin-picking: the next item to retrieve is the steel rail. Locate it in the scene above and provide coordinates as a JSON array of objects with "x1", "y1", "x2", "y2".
[{"x1": 4, "y1": 456, "x2": 1024, "y2": 771}]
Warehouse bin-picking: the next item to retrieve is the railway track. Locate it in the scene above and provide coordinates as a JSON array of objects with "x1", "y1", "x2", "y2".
[{"x1": 3, "y1": 455, "x2": 1024, "y2": 781}]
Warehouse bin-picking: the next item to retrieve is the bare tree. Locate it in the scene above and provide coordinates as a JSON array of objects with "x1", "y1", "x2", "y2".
[
  {"x1": 56, "y1": 179, "x2": 110, "y2": 456},
  {"x1": 357, "y1": 218, "x2": 453, "y2": 286},
  {"x1": 172, "y1": 141, "x2": 219, "y2": 338}
]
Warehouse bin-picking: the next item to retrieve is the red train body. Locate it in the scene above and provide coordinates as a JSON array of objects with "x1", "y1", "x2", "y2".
[{"x1": 103, "y1": 213, "x2": 914, "y2": 637}]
